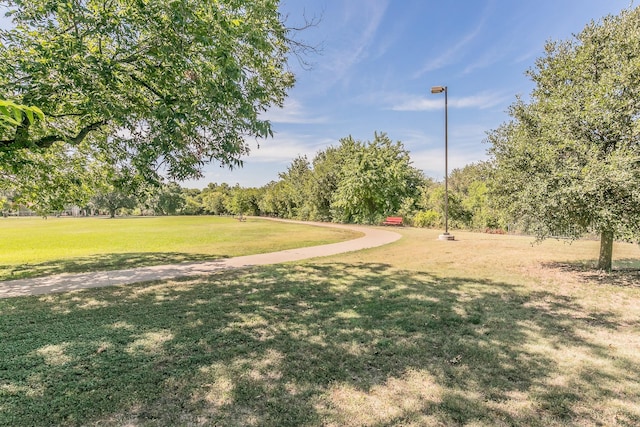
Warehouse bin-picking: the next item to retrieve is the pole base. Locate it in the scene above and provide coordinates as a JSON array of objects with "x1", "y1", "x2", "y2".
[{"x1": 438, "y1": 233, "x2": 455, "y2": 241}]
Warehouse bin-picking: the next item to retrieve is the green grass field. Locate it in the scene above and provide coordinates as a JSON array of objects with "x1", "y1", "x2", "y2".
[
  {"x1": 1, "y1": 224, "x2": 639, "y2": 426},
  {"x1": 0, "y1": 216, "x2": 360, "y2": 280}
]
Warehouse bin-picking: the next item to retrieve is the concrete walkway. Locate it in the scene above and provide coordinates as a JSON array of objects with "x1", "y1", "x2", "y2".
[{"x1": 0, "y1": 219, "x2": 401, "y2": 298}]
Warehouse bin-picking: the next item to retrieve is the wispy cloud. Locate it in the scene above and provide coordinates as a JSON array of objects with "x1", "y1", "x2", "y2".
[
  {"x1": 390, "y1": 97, "x2": 443, "y2": 111},
  {"x1": 261, "y1": 98, "x2": 328, "y2": 124},
  {"x1": 389, "y1": 91, "x2": 510, "y2": 111},
  {"x1": 414, "y1": 21, "x2": 485, "y2": 77},
  {"x1": 452, "y1": 93, "x2": 510, "y2": 109},
  {"x1": 514, "y1": 46, "x2": 541, "y2": 64},
  {"x1": 245, "y1": 131, "x2": 334, "y2": 163},
  {"x1": 462, "y1": 49, "x2": 504, "y2": 75},
  {"x1": 182, "y1": 132, "x2": 334, "y2": 188},
  {"x1": 319, "y1": 0, "x2": 389, "y2": 87},
  {"x1": 412, "y1": 0, "x2": 501, "y2": 79},
  {"x1": 345, "y1": 1, "x2": 388, "y2": 62}
]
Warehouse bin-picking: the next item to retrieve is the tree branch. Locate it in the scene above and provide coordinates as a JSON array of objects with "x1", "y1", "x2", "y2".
[
  {"x1": 46, "y1": 112, "x2": 86, "y2": 118},
  {"x1": 284, "y1": 9, "x2": 324, "y2": 70},
  {"x1": 128, "y1": 72, "x2": 175, "y2": 104},
  {"x1": 68, "y1": 120, "x2": 107, "y2": 145},
  {"x1": 0, "y1": 120, "x2": 107, "y2": 150}
]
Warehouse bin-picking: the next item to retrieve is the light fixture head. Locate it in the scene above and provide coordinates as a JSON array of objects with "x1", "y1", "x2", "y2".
[{"x1": 431, "y1": 86, "x2": 446, "y2": 94}]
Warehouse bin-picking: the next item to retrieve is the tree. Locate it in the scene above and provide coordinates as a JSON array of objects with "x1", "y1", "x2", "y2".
[
  {"x1": 201, "y1": 183, "x2": 231, "y2": 215},
  {"x1": 181, "y1": 188, "x2": 204, "y2": 215},
  {"x1": 331, "y1": 133, "x2": 424, "y2": 224},
  {"x1": 488, "y1": 7, "x2": 640, "y2": 270},
  {"x1": 91, "y1": 190, "x2": 137, "y2": 218},
  {"x1": 276, "y1": 156, "x2": 312, "y2": 219},
  {"x1": 258, "y1": 180, "x2": 289, "y2": 218},
  {"x1": 0, "y1": 141, "x2": 98, "y2": 216},
  {"x1": 448, "y1": 162, "x2": 505, "y2": 230},
  {"x1": 227, "y1": 185, "x2": 261, "y2": 216},
  {"x1": 307, "y1": 146, "x2": 349, "y2": 221},
  {"x1": 0, "y1": 0, "x2": 296, "y2": 180},
  {"x1": 90, "y1": 167, "x2": 143, "y2": 218},
  {"x1": 258, "y1": 133, "x2": 424, "y2": 224},
  {"x1": 155, "y1": 182, "x2": 186, "y2": 215}
]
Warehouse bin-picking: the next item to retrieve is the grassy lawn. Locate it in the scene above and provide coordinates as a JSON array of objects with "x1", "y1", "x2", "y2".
[
  {"x1": 1, "y1": 227, "x2": 639, "y2": 426},
  {"x1": 0, "y1": 216, "x2": 360, "y2": 281}
]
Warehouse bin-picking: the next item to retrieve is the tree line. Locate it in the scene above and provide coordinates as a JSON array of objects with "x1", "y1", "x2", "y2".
[{"x1": 0, "y1": 131, "x2": 504, "y2": 232}]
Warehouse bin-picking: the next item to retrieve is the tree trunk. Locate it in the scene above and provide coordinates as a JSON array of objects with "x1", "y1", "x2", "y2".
[{"x1": 597, "y1": 230, "x2": 614, "y2": 271}]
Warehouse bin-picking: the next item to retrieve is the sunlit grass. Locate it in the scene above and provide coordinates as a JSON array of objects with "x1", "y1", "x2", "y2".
[
  {"x1": 0, "y1": 216, "x2": 360, "y2": 280},
  {"x1": 0, "y1": 226, "x2": 639, "y2": 426}
]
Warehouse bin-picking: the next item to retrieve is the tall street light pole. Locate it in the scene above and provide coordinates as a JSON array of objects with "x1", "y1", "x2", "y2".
[{"x1": 431, "y1": 85, "x2": 454, "y2": 241}]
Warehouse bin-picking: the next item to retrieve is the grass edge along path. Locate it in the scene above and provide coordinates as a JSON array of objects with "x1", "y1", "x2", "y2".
[
  {"x1": 0, "y1": 219, "x2": 400, "y2": 298},
  {"x1": 0, "y1": 216, "x2": 364, "y2": 282}
]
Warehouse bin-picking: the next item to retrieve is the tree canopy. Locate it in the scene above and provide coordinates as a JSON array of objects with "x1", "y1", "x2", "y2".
[
  {"x1": 258, "y1": 133, "x2": 425, "y2": 224},
  {"x1": 0, "y1": 0, "x2": 295, "y2": 180},
  {"x1": 331, "y1": 133, "x2": 424, "y2": 224},
  {"x1": 488, "y1": 7, "x2": 640, "y2": 270}
]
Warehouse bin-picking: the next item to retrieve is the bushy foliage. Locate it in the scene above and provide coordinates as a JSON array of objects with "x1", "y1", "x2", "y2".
[
  {"x1": 413, "y1": 210, "x2": 440, "y2": 228},
  {"x1": 488, "y1": 7, "x2": 640, "y2": 270},
  {"x1": 414, "y1": 162, "x2": 502, "y2": 230},
  {"x1": 259, "y1": 133, "x2": 425, "y2": 224},
  {"x1": 0, "y1": 0, "x2": 295, "y2": 180}
]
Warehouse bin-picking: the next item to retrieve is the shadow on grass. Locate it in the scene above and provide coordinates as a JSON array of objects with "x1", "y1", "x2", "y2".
[
  {"x1": 1, "y1": 263, "x2": 638, "y2": 426},
  {"x1": 0, "y1": 252, "x2": 226, "y2": 281},
  {"x1": 543, "y1": 259, "x2": 640, "y2": 288}
]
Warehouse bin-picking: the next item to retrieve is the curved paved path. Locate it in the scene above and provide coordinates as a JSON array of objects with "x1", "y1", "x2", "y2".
[{"x1": 0, "y1": 219, "x2": 401, "y2": 298}]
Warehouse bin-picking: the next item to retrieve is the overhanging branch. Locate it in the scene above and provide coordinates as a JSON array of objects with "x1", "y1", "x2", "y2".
[{"x1": 0, "y1": 120, "x2": 107, "y2": 150}]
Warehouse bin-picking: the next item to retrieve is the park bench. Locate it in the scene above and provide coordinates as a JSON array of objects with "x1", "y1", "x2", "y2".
[{"x1": 382, "y1": 216, "x2": 403, "y2": 226}]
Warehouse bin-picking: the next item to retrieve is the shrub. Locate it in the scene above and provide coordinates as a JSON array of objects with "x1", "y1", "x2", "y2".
[{"x1": 413, "y1": 210, "x2": 440, "y2": 228}]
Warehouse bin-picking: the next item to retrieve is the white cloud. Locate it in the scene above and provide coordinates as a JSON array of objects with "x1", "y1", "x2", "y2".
[
  {"x1": 180, "y1": 132, "x2": 337, "y2": 188},
  {"x1": 261, "y1": 98, "x2": 328, "y2": 124},
  {"x1": 390, "y1": 97, "x2": 444, "y2": 112},
  {"x1": 452, "y1": 93, "x2": 510, "y2": 109},
  {"x1": 389, "y1": 91, "x2": 510, "y2": 111},
  {"x1": 244, "y1": 132, "x2": 334, "y2": 163},
  {"x1": 412, "y1": 146, "x2": 489, "y2": 180},
  {"x1": 462, "y1": 49, "x2": 504, "y2": 75}
]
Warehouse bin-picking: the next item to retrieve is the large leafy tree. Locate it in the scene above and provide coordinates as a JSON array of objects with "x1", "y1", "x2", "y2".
[
  {"x1": 331, "y1": 133, "x2": 424, "y2": 224},
  {"x1": 227, "y1": 185, "x2": 261, "y2": 216},
  {"x1": 258, "y1": 179, "x2": 290, "y2": 218},
  {"x1": 0, "y1": 0, "x2": 295, "y2": 179},
  {"x1": 447, "y1": 162, "x2": 505, "y2": 230},
  {"x1": 276, "y1": 155, "x2": 312, "y2": 219},
  {"x1": 258, "y1": 133, "x2": 424, "y2": 224},
  {"x1": 200, "y1": 183, "x2": 231, "y2": 215},
  {"x1": 307, "y1": 145, "x2": 350, "y2": 221},
  {"x1": 152, "y1": 182, "x2": 186, "y2": 215},
  {"x1": 488, "y1": 7, "x2": 640, "y2": 270}
]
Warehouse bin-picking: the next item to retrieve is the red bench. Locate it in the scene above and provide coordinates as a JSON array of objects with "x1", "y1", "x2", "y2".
[{"x1": 382, "y1": 216, "x2": 403, "y2": 226}]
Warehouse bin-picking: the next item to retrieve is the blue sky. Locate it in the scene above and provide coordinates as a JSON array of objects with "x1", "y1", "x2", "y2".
[
  {"x1": 188, "y1": 0, "x2": 633, "y2": 188},
  {"x1": 1, "y1": 1, "x2": 634, "y2": 188}
]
